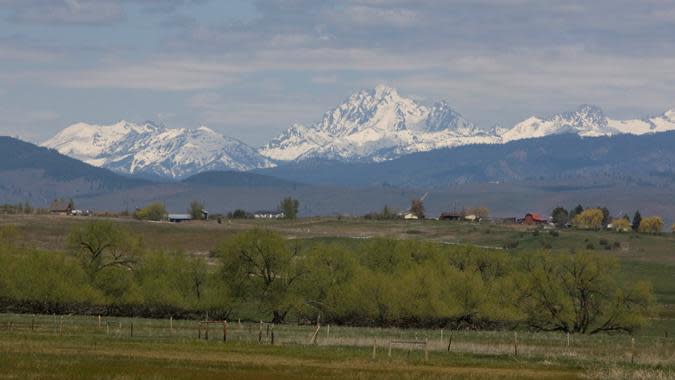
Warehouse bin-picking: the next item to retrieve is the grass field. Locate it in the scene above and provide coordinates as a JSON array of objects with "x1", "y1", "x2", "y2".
[
  {"x1": 2, "y1": 214, "x2": 674, "y2": 261},
  {"x1": 0, "y1": 313, "x2": 673, "y2": 379},
  {"x1": 1, "y1": 214, "x2": 674, "y2": 378},
  {"x1": 3, "y1": 214, "x2": 674, "y2": 306}
]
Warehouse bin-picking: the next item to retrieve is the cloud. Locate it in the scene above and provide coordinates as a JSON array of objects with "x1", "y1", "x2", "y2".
[
  {"x1": 0, "y1": 0, "x2": 126, "y2": 25},
  {"x1": 0, "y1": 0, "x2": 204, "y2": 25},
  {"x1": 52, "y1": 60, "x2": 244, "y2": 91}
]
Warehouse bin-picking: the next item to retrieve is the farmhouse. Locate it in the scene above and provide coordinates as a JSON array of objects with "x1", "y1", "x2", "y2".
[
  {"x1": 439, "y1": 212, "x2": 463, "y2": 221},
  {"x1": 253, "y1": 210, "x2": 285, "y2": 219},
  {"x1": 522, "y1": 213, "x2": 548, "y2": 225},
  {"x1": 168, "y1": 214, "x2": 192, "y2": 223},
  {"x1": 49, "y1": 199, "x2": 73, "y2": 215}
]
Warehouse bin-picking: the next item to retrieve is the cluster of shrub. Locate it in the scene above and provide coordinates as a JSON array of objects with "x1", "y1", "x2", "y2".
[
  {"x1": 0, "y1": 223, "x2": 657, "y2": 333},
  {"x1": 552, "y1": 205, "x2": 670, "y2": 233}
]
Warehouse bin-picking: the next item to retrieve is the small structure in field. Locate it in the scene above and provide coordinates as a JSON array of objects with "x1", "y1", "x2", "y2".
[
  {"x1": 49, "y1": 199, "x2": 74, "y2": 215},
  {"x1": 464, "y1": 214, "x2": 479, "y2": 222},
  {"x1": 253, "y1": 210, "x2": 285, "y2": 219},
  {"x1": 439, "y1": 212, "x2": 463, "y2": 221},
  {"x1": 402, "y1": 212, "x2": 419, "y2": 220},
  {"x1": 522, "y1": 213, "x2": 548, "y2": 225},
  {"x1": 201, "y1": 209, "x2": 209, "y2": 220},
  {"x1": 168, "y1": 213, "x2": 192, "y2": 223}
]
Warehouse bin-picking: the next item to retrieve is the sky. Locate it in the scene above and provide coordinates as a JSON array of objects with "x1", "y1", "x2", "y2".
[{"x1": 1, "y1": 0, "x2": 675, "y2": 146}]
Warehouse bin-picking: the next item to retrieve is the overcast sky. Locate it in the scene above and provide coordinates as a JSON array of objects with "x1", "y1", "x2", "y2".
[{"x1": 1, "y1": 0, "x2": 675, "y2": 145}]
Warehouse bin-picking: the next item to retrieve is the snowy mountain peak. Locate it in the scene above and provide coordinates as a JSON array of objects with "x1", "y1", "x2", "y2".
[
  {"x1": 664, "y1": 108, "x2": 675, "y2": 120},
  {"x1": 260, "y1": 85, "x2": 495, "y2": 162},
  {"x1": 43, "y1": 121, "x2": 274, "y2": 179}
]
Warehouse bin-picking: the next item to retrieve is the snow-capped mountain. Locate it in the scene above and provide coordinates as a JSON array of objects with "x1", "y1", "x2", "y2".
[
  {"x1": 501, "y1": 105, "x2": 675, "y2": 142},
  {"x1": 42, "y1": 121, "x2": 274, "y2": 179},
  {"x1": 260, "y1": 85, "x2": 500, "y2": 162},
  {"x1": 261, "y1": 86, "x2": 675, "y2": 163}
]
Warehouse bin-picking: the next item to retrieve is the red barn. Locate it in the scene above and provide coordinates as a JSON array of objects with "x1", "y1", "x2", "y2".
[{"x1": 523, "y1": 213, "x2": 548, "y2": 225}]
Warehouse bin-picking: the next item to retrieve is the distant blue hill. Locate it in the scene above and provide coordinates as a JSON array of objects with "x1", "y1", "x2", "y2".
[
  {"x1": 0, "y1": 136, "x2": 147, "y2": 206},
  {"x1": 256, "y1": 131, "x2": 675, "y2": 189}
]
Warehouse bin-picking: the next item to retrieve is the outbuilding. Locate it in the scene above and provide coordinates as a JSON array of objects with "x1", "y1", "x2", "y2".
[
  {"x1": 168, "y1": 214, "x2": 192, "y2": 223},
  {"x1": 523, "y1": 213, "x2": 548, "y2": 225}
]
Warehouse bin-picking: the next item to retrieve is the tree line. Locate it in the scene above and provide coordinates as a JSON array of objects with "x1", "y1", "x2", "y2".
[
  {"x1": 0, "y1": 223, "x2": 657, "y2": 333},
  {"x1": 551, "y1": 205, "x2": 667, "y2": 233}
]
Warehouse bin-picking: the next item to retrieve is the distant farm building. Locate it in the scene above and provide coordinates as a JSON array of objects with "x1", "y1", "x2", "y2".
[
  {"x1": 168, "y1": 214, "x2": 192, "y2": 223},
  {"x1": 439, "y1": 212, "x2": 463, "y2": 221},
  {"x1": 200, "y1": 209, "x2": 209, "y2": 220},
  {"x1": 464, "y1": 214, "x2": 479, "y2": 222},
  {"x1": 253, "y1": 211, "x2": 285, "y2": 219},
  {"x1": 49, "y1": 199, "x2": 73, "y2": 215},
  {"x1": 402, "y1": 212, "x2": 419, "y2": 220},
  {"x1": 522, "y1": 213, "x2": 548, "y2": 225}
]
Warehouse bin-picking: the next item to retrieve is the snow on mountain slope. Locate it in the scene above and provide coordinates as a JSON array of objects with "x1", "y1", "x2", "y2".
[
  {"x1": 262, "y1": 85, "x2": 675, "y2": 163},
  {"x1": 43, "y1": 122, "x2": 274, "y2": 179},
  {"x1": 503, "y1": 105, "x2": 675, "y2": 143},
  {"x1": 260, "y1": 85, "x2": 499, "y2": 162}
]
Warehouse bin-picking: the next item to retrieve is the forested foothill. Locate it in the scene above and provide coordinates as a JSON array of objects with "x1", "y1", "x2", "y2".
[{"x1": 0, "y1": 222, "x2": 659, "y2": 334}]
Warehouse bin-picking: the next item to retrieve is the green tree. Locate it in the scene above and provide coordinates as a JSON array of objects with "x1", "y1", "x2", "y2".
[
  {"x1": 216, "y1": 230, "x2": 307, "y2": 323},
  {"x1": 279, "y1": 197, "x2": 299, "y2": 219},
  {"x1": 632, "y1": 211, "x2": 642, "y2": 232},
  {"x1": 599, "y1": 207, "x2": 610, "y2": 227},
  {"x1": 229, "y1": 209, "x2": 248, "y2": 219},
  {"x1": 134, "y1": 202, "x2": 167, "y2": 221},
  {"x1": 189, "y1": 201, "x2": 205, "y2": 220},
  {"x1": 514, "y1": 251, "x2": 656, "y2": 334},
  {"x1": 551, "y1": 207, "x2": 569, "y2": 228},
  {"x1": 68, "y1": 221, "x2": 143, "y2": 276}
]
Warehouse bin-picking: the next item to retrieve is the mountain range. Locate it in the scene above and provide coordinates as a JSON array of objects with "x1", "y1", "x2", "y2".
[
  {"x1": 39, "y1": 85, "x2": 675, "y2": 180},
  {"x1": 4, "y1": 133, "x2": 675, "y2": 222},
  {"x1": 42, "y1": 121, "x2": 273, "y2": 180}
]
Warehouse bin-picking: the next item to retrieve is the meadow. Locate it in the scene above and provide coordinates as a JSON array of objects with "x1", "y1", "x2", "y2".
[
  {"x1": 0, "y1": 214, "x2": 674, "y2": 378},
  {"x1": 0, "y1": 313, "x2": 673, "y2": 380}
]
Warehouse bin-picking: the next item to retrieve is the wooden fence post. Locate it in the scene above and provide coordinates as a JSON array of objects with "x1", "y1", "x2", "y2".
[
  {"x1": 59, "y1": 316, "x2": 64, "y2": 336},
  {"x1": 566, "y1": 332, "x2": 570, "y2": 348},
  {"x1": 326, "y1": 324, "x2": 330, "y2": 340},
  {"x1": 198, "y1": 323, "x2": 202, "y2": 339},
  {"x1": 170, "y1": 316, "x2": 173, "y2": 334},
  {"x1": 31, "y1": 316, "x2": 35, "y2": 332},
  {"x1": 106, "y1": 322, "x2": 110, "y2": 336},
  {"x1": 98, "y1": 315, "x2": 101, "y2": 329},
  {"x1": 440, "y1": 329, "x2": 443, "y2": 342},
  {"x1": 631, "y1": 337, "x2": 636, "y2": 364},
  {"x1": 258, "y1": 321, "x2": 263, "y2": 344},
  {"x1": 130, "y1": 322, "x2": 134, "y2": 337},
  {"x1": 372, "y1": 338, "x2": 377, "y2": 359},
  {"x1": 388, "y1": 341, "x2": 392, "y2": 357},
  {"x1": 205, "y1": 322, "x2": 209, "y2": 340},
  {"x1": 271, "y1": 324, "x2": 275, "y2": 345},
  {"x1": 513, "y1": 332, "x2": 518, "y2": 357},
  {"x1": 424, "y1": 338, "x2": 429, "y2": 362},
  {"x1": 447, "y1": 330, "x2": 453, "y2": 352},
  {"x1": 223, "y1": 321, "x2": 228, "y2": 342}
]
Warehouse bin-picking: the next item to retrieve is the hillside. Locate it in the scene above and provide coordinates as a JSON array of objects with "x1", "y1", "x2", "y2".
[
  {"x1": 0, "y1": 136, "x2": 147, "y2": 206},
  {"x1": 258, "y1": 131, "x2": 675, "y2": 189},
  {"x1": 182, "y1": 171, "x2": 304, "y2": 188}
]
